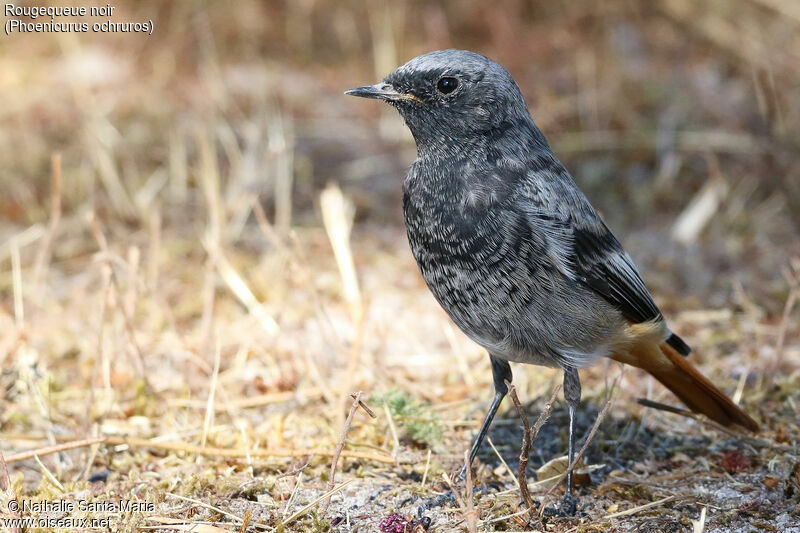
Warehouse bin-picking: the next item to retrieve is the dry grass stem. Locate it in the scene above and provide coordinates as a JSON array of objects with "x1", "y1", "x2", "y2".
[
  {"x1": 488, "y1": 436, "x2": 519, "y2": 488},
  {"x1": 167, "y1": 389, "x2": 320, "y2": 410},
  {"x1": 692, "y1": 505, "x2": 708, "y2": 533},
  {"x1": 10, "y1": 236, "x2": 23, "y2": 328},
  {"x1": 541, "y1": 391, "x2": 616, "y2": 509},
  {"x1": 603, "y1": 495, "x2": 676, "y2": 519},
  {"x1": 420, "y1": 449, "x2": 432, "y2": 488},
  {"x1": 89, "y1": 214, "x2": 147, "y2": 379},
  {"x1": 383, "y1": 403, "x2": 401, "y2": 456},
  {"x1": 203, "y1": 238, "x2": 279, "y2": 337},
  {"x1": 5, "y1": 437, "x2": 394, "y2": 464},
  {"x1": 320, "y1": 183, "x2": 362, "y2": 322},
  {"x1": 284, "y1": 478, "x2": 356, "y2": 526},
  {"x1": 31, "y1": 153, "x2": 62, "y2": 286},
  {"x1": 33, "y1": 455, "x2": 64, "y2": 493},
  {"x1": 201, "y1": 338, "x2": 222, "y2": 449},
  {"x1": 168, "y1": 492, "x2": 271, "y2": 530},
  {"x1": 0, "y1": 450, "x2": 21, "y2": 533},
  {"x1": 671, "y1": 155, "x2": 728, "y2": 244},
  {"x1": 463, "y1": 450, "x2": 478, "y2": 533},
  {"x1": 4, "y1": 437, "x2": 107, "y2": 464},
  {"x1": 441, "y1": 471, "x2": 466, "y2": 512}
]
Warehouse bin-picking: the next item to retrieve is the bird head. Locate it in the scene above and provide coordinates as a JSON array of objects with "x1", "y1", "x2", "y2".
[{"x1": 346, "y1": 49, "x2": 534, "y2": 156}]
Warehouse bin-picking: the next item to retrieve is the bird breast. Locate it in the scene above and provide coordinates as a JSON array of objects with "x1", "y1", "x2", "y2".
[{"x1": 401, "y1": 160, "x2": 626, "y2": 369}]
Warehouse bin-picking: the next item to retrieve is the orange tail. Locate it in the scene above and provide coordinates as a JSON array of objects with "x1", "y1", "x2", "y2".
[{"x1": 612, "y1": 337, "x2": 759, "y2": 433}]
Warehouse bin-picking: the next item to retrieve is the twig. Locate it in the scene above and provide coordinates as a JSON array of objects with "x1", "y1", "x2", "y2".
[
  {"x1": 4, "y1": 437, "x2": 107, "y2": 463},
  {"x1": 769, "y1": 269, "x2": 798, "y2": 384},
  {"x1": 541, "y1": 393, "x2": 615, "y2": 511},
  {"x1": 530, "y1": 385, "x2": 562, "y2": 448},
  {"x1": 276, "y1": 456, "x2": 313, "y2": 479},
  {"x1": 353, "y1": 393, "x2": 377, "y2": 418},
  {"x1": 638, "y1": 398, "x2": 791, "y2": 452},
  {"x1": 506, "y1": 381, "x2": 561, "y2": 514},
  {"x1": 324, "y1": 391, "x2": 375, "y2": 510},
  {"x1": 637, "y1": 397, "x2": 743, "y2": 438},
  {"x1": 637, "y1": 398, "x2": 695, "y2": 417},
  {"x1": 463, "y1": 450, "x2": 478, "y2": 533},
  {"x1": 505, "y1": 382, "x2": 535, "y2": 511}
]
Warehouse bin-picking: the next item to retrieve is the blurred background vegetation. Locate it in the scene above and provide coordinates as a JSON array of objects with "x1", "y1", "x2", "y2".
[
  {"x1": 3, "y1": 0, "x2": 799, "y2": 298},
  {"x1": 1, "y1": 1, "x2": 799, "y2": 530}
]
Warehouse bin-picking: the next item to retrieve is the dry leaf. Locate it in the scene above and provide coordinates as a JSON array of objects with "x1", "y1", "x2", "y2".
[
  {"x1": 536, "y1": 455, "x2": 575, "y2": 484},
  {"x1": 535, "y1": 455, "x2": 579, "y2": 486}
]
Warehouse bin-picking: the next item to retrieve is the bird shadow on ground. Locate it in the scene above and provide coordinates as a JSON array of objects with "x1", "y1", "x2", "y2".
[{"x1": 479, "y1": 397, "x2": 714, "y2": 476}]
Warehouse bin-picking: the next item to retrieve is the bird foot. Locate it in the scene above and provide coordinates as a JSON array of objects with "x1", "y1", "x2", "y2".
[
  {"x1": 557, "y1": 494, "x2": 578, "y2": 516},
  {"x1": 540, "y1": 495, "x2": 579, "y2": 518}
]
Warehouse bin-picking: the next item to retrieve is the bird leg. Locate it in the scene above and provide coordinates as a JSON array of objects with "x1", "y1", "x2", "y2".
[
  {"x1": 464, "y1": 356, "x2": 512, "y2": 474},
  {"x1": 561, "y1": 366, "x2": 581, "y2": 514}
]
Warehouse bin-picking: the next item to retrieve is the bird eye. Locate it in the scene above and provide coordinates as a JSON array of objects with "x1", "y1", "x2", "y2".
[{"x1": 436, "y1": 77, "x2": 459, "y2": 94}]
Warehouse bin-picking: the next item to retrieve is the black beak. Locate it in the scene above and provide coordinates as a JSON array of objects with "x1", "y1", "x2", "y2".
[{"x1": 345, "y1": 83, "x2": 422, "y2": 103}]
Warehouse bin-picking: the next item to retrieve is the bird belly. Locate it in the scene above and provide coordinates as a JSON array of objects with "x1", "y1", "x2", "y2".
[{"x1": 407, "y1": 228, "x2": 625, "y2": 370}]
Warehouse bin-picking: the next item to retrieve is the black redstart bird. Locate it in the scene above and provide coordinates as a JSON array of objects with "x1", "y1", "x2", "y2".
[{"x1": 346, "y1": 49, "x2": 758, "y2": 504}]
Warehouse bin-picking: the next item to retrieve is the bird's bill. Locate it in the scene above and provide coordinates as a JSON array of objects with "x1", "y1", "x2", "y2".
[{"x1": 345, "y1": 83, "x2": 422, "y2": 103}]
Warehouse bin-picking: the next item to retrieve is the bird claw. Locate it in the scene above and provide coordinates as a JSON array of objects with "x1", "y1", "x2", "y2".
[
  {"x1": 539, "y1": 495, "x2": 578, "y2": 518},
  {"x1": 557, "y1": 494, "x2": 578, "y2": 516}
]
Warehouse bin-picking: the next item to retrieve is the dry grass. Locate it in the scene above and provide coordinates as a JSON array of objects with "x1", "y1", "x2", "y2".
[{"x1": 1, "y1": 1, "x2": 799, "y2": 532}]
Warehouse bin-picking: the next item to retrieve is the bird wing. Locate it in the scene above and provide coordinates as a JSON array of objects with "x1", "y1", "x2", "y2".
[
  {"x1": 569, "y1": 221, "x2": 663, "y2": 324},
  {"x1": 565, "y1": 203, "x2": 693, "y2": 356},
  {"x1": 513, "y1": 154, "x2": 664, "y2": 326},
  {"x1": 479, "y1": 151, "x2": 692, "y2": 355}
]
